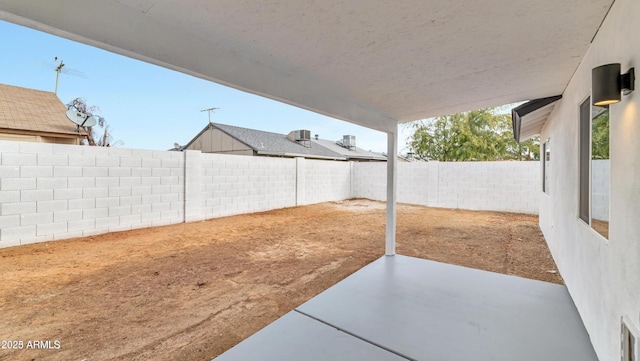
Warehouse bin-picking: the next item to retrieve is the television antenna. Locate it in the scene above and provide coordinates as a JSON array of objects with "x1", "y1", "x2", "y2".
[
  {"x1": 201, "y1": 107, "x2": 219, "y2": 123},
  {"x1": 65, "y1": 107, "x2": 97, "y2": 133},
  {"x1": 50, "y1": 57, "x2": 86, "y2": 94}
]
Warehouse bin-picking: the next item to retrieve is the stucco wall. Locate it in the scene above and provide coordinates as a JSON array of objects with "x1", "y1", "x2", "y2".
[{"x1": 539, "y1": 0, "x2": 640, "y2": 358}]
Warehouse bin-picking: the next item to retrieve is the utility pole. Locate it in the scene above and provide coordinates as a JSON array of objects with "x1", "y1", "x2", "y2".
[
  {"x1": 200, "y1": 107, "x2": 220, "y2": 124},
  {"x1": 52, "y1": 57, "x2": 85, "y2": 95},
  {"x1": 54, "y1": 59, "x2": 65, "y2": 95}
]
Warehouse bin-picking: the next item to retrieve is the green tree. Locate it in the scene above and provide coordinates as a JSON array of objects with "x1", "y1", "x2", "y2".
[{"x1": 408, "y1": 107, "x2": 539, "y2": 161}]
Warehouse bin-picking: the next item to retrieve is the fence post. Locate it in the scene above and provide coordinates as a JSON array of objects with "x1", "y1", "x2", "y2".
[
  {"x1": 184, "y1": 150, "x2": 204, "y2": 222},
  {"x1": 295, "y1": 157, "x2": 306, "y2": 206},
  {"x1": 349, "y1": 161, "x2": 355, "y2": 199}
]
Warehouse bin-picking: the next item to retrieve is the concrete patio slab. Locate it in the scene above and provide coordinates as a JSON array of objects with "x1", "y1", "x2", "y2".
[
  {"x1": 213, "y1": 311, "x2": 406, "y2": 361},
  {"x1": 214, "y1": 255, "x2": 598, "y2": 361}
]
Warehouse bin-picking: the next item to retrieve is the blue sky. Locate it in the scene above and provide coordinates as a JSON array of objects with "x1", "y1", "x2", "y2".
[{"x1": 1, "y1": 20, "x2": 417, "y2": 153}]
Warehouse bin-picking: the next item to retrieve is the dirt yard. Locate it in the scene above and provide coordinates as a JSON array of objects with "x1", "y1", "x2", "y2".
[{"x1": 0, "y1": 200, "x2": 561, "y2": 361}]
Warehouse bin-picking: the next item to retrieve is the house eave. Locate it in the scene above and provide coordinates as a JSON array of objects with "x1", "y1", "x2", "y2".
[
  {"x1": 256, "y1": 150, "x2": 346, "y2": 161},
  {"x1": 511, "y1": 95, "x2": 562, "y2": 142},
  {"x1": 0, "y1": 127, "x2": 86, "y2": 139}
]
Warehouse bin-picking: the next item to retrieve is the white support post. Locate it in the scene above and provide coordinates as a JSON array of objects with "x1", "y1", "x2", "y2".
[{"x1": 386, "y1": 127, "x2": 397, "y2": 256}]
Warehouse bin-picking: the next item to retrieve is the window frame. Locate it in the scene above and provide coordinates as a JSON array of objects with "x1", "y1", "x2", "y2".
[
  {"x1": 578, "y1": 95, "x2": 611, "y2": 239},
  {"x1": 578, "y1": 97, "x2": 591, "y2": 225},
  {"x1": 622, "y1": 319, "x2": 638, "y2": 361},
  {"x1": 543, "y1": 139, "x2": 550, "y2": 194}
]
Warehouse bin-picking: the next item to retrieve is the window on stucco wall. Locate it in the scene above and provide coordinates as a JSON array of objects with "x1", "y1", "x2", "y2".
[
  {"x1": 543, "y1": 139, "x2": 550, "y2": 194},
  {"x1": 622, "y1": 320, "x2": 638, "y2": 361},
  {"x1": 590, "y1": 103, "x2": 610, "y2": 239},
  {"x1": 579, "y1": 98, "x2": 590, "y2": 224},
  {"x1": 578, "y1": 97, "x2": 610, "y2": 239}
]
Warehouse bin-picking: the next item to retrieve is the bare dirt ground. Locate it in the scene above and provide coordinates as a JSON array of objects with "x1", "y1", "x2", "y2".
[{"x1": 0, "y1": 200, "x2": 561, "y2": 361}]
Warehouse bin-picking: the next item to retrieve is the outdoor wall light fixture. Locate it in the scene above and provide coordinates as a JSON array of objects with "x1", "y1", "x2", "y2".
[{"x1": 592, "y1": 63, "x2": 635, "y2": 106}]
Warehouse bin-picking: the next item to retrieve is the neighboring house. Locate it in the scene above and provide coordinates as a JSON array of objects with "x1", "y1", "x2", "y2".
[
  {"x1": 397, "y1": 152, "x2": 426, "y2": 162},
  {"x1": 0, "y1": 83, "x2": 85, "y2": 145},
  {"x1": 182, "y1": 122, "x2": 386, "y2": 161},
  {"x1": 311, "y1": 136, "x2": 386, "y2": 162}
]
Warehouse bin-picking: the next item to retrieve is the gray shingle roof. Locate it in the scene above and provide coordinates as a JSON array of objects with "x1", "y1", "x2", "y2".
[
  {"x1": 210, "y1": 123, "x2": 345, "y2": 159},
  {"x1": 311, "y1": 138, "x2": 387, "y2": 161}
]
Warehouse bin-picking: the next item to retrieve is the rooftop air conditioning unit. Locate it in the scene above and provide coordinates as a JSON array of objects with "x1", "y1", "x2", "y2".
[
  {"x1": 294, "y1": 130, "x2": 311, "y2": 141},
  {"x1": 343, "y1": 135, "x2": 356, "y2": 149}
]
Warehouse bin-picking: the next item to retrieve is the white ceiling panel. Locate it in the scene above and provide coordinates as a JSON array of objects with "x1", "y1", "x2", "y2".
[{"x1": 0, "y1": 0, "x2": 613, "y2": 132}]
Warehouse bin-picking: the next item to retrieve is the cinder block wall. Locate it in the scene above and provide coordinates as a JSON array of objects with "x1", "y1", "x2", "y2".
[
  {"x1": 0, "y1": 140, "x2": 542, "y2": 248},
  {"x1": 199, "y1": 152, "x2": 297, "y2": 219},
  {"x1": 353, "y1": 160, "x2": 540, "y2": 214},
  {"x1": 301, "y1": 159, "x2": 351, "y2": 205},
  {"x1": 437, "y1": 161, "x2": 539, "y2": 213},
  {"x1": 0, "y1": 141, "x2": 185, "y2": 248},
  {"x1": 397, "y1": 163, "x2": 435, "y2": 206},
  {"x1": 0, "y1": 143, "x2": 347, "y2": 248},
  {"x1": 351, "y1": 161, "x2": 386, "y2": 201}
]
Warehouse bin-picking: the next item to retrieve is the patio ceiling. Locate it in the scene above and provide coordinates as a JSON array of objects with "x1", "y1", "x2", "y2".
[{"x1": 0, "y1": 0, "x2": 613, "y2": 132}]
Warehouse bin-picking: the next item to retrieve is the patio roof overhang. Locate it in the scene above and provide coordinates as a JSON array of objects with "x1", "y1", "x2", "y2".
[
  {"x1": 0, "y1": 0, "x2": 613, "y2": 255},
  {"x1": 0, "y1": 0, "x2": 612, "y2": 133}
]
